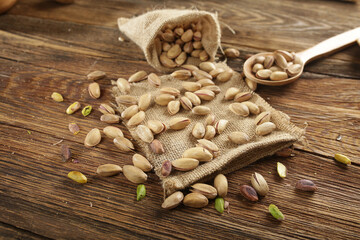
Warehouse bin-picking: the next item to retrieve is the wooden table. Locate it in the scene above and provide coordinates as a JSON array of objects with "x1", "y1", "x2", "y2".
[{"x1": 1, "y1": 0, "x2": 359, "y2": 239}]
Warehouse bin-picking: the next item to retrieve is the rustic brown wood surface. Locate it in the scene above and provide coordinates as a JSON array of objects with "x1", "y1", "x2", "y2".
[{"x1": 0, "y1": 0, "x2": 359, "y2": 239}]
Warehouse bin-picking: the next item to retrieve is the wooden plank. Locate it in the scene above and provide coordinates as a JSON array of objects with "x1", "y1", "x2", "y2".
[{"x1": 0, "y1": 222, "x2": 50, "y2": 240}]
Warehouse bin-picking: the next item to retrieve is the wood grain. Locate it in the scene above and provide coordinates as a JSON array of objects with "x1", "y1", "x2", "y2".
[{"x1": 0, "y1": 0, "x2": 359, "y2": 239}]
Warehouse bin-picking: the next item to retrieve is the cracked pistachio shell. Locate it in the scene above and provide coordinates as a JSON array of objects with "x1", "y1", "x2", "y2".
[
  {"x1": 215, "y1": 119, "x2": 229, "y2": 134},
  {"x1": 135, "y1": 125, "x2": 154, "y2": 143},
  {"x1": 234, "y1": 92, "x2": 252, "y2": 102},
  {"x1": 87, "y1": 70, "x2": 106, "y2": 81},
  {"x1": 243, "y1": 101, "x2": 260, "y2": 115},
  {"x1": 127, "y1": 111, "x2": 145, "y2": 128},
  {"x1": 84, "y1": 128, "x2": 101, "y2": 148},
  {"x1": 113, "y1": 136, "x2": 134, "y2": 152},
  {"x1": 183, "y1": 193, "x2": 209, "y2": 208},
  {"x1": 204, "y1": 125, "x2": 216, "y2": 140},
  {"x1": 132, "y1": 154, "x2": 153, "y2": 172},
  {"x1": 122, "y1": 165, "x2": 147, "y2": 183},
  {"x1": 182, "y1": 147, "x2": 213, "y2": 162},
  {"x1": 172, "y1": 158, "x2": 199, "y2": 171},
  {"x1": 191, "y1": 183, "x2": 217, "y2": 199},
  {"x1": 121, "y1": 105, "x2": 139, "y2": 120},
  {"x1": 155, "y1": 94, "x2": 175, "y2": 106},
  {"x1": 192, "y1": 69, "x2": 212, "y2": 80},
  {"x1": 169, "y1": 117, "x2": 191, "y2": 130},
  {"x1": 116, "y1": 95, "x2": 137, "y2": 106},
  {"x1": 99, "y1": 103, "x2": 115, "y2": 115},
  {"x1": 182, "y1": 82, "x2": 202, "y2": 92},
  {"x1": 254, "y1": 111, "x2": 271, "y2": 125},
  {"x1": 214, "y1": 174, "x2": 228, "y2": 197},
  {"x1": 251, "y1": 172, "x2": 269, "y2": 196},
  {"x1": 196, "y1": 139, "x2": 219, "y2": 153},
  {"x1": 148, "y1": 73, "x2": 161, "y2": 87},
  {"x1": 194, "y1": 89, "x2": 215, "y2": 101},
  {"x1": 162, "y1": 191, "x2": 184, "y2": 209},
  {"x1": 171, "y1": 70, "x2": 192, "y2": 80},
  {"x1": 229, "y1": 103, "x2": 249, "y2": 117},
  {"x1": 180, "y1": 96, "x2": 193, "y2": 110},
  {"x1": 103, "y1": 126, "x2": 124, "y2": 139},
  {"x1": 96, "y1": 164, "x2": 122, "y2": 177},
  {"x1": 160, "y1": 87, "x2": 180, "y2": 96}
]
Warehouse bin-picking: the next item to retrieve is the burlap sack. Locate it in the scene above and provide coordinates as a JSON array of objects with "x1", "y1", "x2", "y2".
[
  {"x1": 112, "y1": 63, "x2": 304, "y2": 195},
  {"x1": 118, "y1": 9, "x2": 221, "y2": 73}
]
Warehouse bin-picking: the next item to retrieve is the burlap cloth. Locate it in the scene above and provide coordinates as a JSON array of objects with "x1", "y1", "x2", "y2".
[
  {"x1": 112, "y1": 63, "x2": 304, "y2": 195},
  {"x1": 118, "y1": 9, "x2": 221, "y2": 73}
]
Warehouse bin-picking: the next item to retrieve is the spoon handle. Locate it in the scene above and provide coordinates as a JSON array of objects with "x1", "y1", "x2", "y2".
[{"x1": 297, "y1": 27, "x2": 360, "y2": 64}]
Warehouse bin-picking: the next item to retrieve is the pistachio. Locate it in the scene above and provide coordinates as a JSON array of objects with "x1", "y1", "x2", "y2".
[
  {"x1": 255, "y1": 69, "x2": 272, "y2": 80},
  {"x1": 136, "y1": 184, "x2": 146, "y2": 201},
  {"x1": 66, "y1": 102, "x2": 81, "y2": 114},
  {"x1": 214, "y1": 174, "x2": 228, "y2": 197},
  {"x1": 127, "y1": 111, "x2": 145, "y2": 127},
  {"x1": 51, "y1": 92, "x2": 63, "y2": 102},
  {"x1": 215, "y1": 119, "x2": 229, "y2": 134},
  {"x1": 252, "y1": 63, "x2": 264, "y2": 73},
  {"x1": 270, "y1": 71, "x2": 288, "y2": 81},
  {"x1": 264, "y1": 55, "x2": 274, "y2": 69},
  {"x1": 275, "y1": 147, "x2": 294, "y2": 157},
  {"x1": 229, "y1": 103, "x2": 249, "y2": 117},
  {"x1": 162, "y1": 191, "x2": 184, "y2": 209},
  {"x1": 205, "y1": 114, "x2": 216, "y2": 126},
  {"x1": 215, "y1": 197, "x2": 225, "y2": 213},
  {"x1": 193, "y1": 69, "x2": 212, "y2": 80},
  {"x1": 161, "y1": 31, "x2": 175, "y2": 42},
  {"x1": 204, "y1": 125, "x2": 216, "y2": 140},
  {"x1": 269, "y1": 204, "x2": 285, "y2": 221},
  {"x1": 150, "y1": 139, "x2": 165, "y2": 154},
  {"x1": 167, "y1": 44, "x2": 182, "y2": 59},
  {"x1": 183, "y1": 42, "x2": 194, "y2": 53},
  {"x1": 251, "y1": 172, "x2": 269, "y2": 196},
  {"x1": 122, "y1": 165, "x2": 147, "y2": 183},
  {"x1": 88, "y1": 82, "x2": 101, "y2": 99},
  {"x1": 224, "y1": 87, "x2": 240, "y2": 100},
  {"x1": 160, "y1": 54, "x2": 177, "y2": 68},
  {"x1": 116, "y1": 95, "x2": 137, "y2": 106},
  {"x1": 121, "y1": 105, "x2": 139, "y2": 120},
  {"x1": 185, "y1": 92, "x2": 201, "y2": 106},
  {"x1": 277, "y1": 162, "x2": 287, "y2": 178},
  {"x1": 68, "y1": 123, "x2": 80, "y2": 135},
  {"x1": 234, "y1": 92, "x2": 252, "y2": 102},
  {"x1": 183, "y1": 193, "x2": 208, "y2": 208},
  {"x1": 243, "y1": 101, "x2": 260, "y2": 115},
  {"x1": 224, "y1": 48, "x2": 240, "y2": 58},
  {"x1": 61, "y1": 145, "x2": 71, "y2": 162},
  {"x1": 256, "y1": 122, "x2": 276, "y2": 136},
  {"x1": 228, "y1": 132, "x2": 250, "y2": 144},
  {"x1": 209, "y1": 68, "x2": 225, "y2": 78},
  {"x1": 191, "y1": 183, "x2": 217, "y2": 199},
  {"x1": 199, "y1": 50, "x2": 209, "y2": 61},
  {"x1": 197, "y1": 78, "x2": 215, "y2": 87},
  {"x1": 162, "y1": 42, "x2": 172, "y2": 51},
  {"x1": 255, "y1": 56, "x2": 265, "y2": 64},
  {"x1": 181, "y1": 29, "x2": 193, "y2": 42},
  {"x1": 167, "y1": 100, "x2": 180, "y2": 115},
  {"x1": 154, "y1": 38, "x2": 162, "y2": 56},
  {"x1": 182, "y1": 64, "x2": 199, "y2": 71},
  {"x1": 196, "y1": 139, "x2": 219, "y2": 154},
  {"x1": 245, "y1": 78, "x2": 257, "y2": 91},
  {"x1": 182, "y1": 147, "x2": 213, "y2": 162},
  {"x1": 135, "y1": 125, "x2": 154, "y2": 143},
  {"x1": 275, "y1": 50, "x2": 293, "y2": 62},
  {"x1": 116, "y1": 78, "x2": 130, "y2": 94},
  {"x1": 169, "y1": 117, "x2": 191, "y2": 130},
  {"x1": 192, "y1": 41, "x2": 203, "y2": 49},
  {"x1": 293, "y1": 54, "x2": 303, "y2": 65},
  {"x1": 160, "y1": 87, "x2": 181, "y2": 97},
  {"x1": 147, "y1": 120, "x2": 167, "y2": 135},
  {"x1": 68, "y1": 171, "x2": 87, "y2": 184},
  {"x1": 96, "y1": 164, "x2": 122, "y2": 177},
  {"x1": 191, "y1": 50, "x2": 202, "y2": 58},
  {"x1": 193, "y1": 31, "x2": 202, "y2": 41},
  {"x1": 99, "y1": 103, "x2": 115, "y2": 115},
  {"x1": 171, "y1": 70, "x2": 192, "y2": 80},
  {"x1": 175, "y1": 52, "x2": 187, "y2": 66},
  {"x1": 192, "y1": 122, "x2": 205, "y2": 139},
  {"x1": 269, "y1": 65, "x2": 282, "y2": 72},
  {"x1": 174, "y1": 27, "x2": 184, "y2": 37},
  {"x1": 103, "y1": 126, "x2": 124, "y2": 139},
  {"x1": 180, "y1": 96, "x2": 193, "y2": 110},
  {"x1": 239, "y1": 185, "x2": 258, "y2": 201},
  {"x1": 201, "y1": 85, "x2": 221, "y2": 94},
  {"x1": 113, "y1": 136, "x2": 134, "y2": 152},
  {"x1": 138, "y1": 93, "x2": 152, "y2": 111},
  {"x1": 286, "y1": 64, "x2": 302, "y2": 76},
  {"x1": 295, "y1": 179, "x2": 318, "y2": 192},
  {"x1": 128, "y1": 70, "x2": 147, "y2": 83},
  {"x1": 274, "y1": 52, "x2": 288, "y2": 69},
  {"x1": 172, "y1": 158, "x2": 199, "y2": 171},
  {"x1": 192, "y1": 106, "x2": 211, "y2": 115},
  {"x1": 87, "y1": 70, "x2": 106, "y2": 81},
  {"x1": 216, "y1": 70, "x2": 233, "y2": 82},
  {"x1": 199, "y1": 62, "x2": 216, "y2": 73},
  {"x1": 84, "y1": 128, "x2": 101, "y2": 148},
  {"x1": 132, "y1": 154, "x2": 153, "y2": 172},
  {"x1": 147, "y1": 73, "x2": 161, "y2": 87},
  {"x1": 254, "y1": 111, "x2": 271, "y2": 125},
  {"x1": 334, "y1": 153, "x2": 351, "y2": 165},
  {"x1": 194, "y1": 89, "x2": 215, "y2": 101},
  {"x1": 182, "y1": 82, "x2": 202, "y2": 92},
  {"x1": 155, "y1": 94, "x2": 175, "y2": 106},
  {"x1": 161, "y1": 160, "x2": 172, "y2": 176},
  {"x1": 100, "y1": 114, "x2": 120, "y2": 123}
]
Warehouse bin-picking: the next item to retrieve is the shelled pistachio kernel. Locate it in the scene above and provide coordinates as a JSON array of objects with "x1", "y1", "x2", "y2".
[
  {"x1": 51, "y1": 92, "x2": 63, "y2": 102},
  {"x1": 66, "y1": 101, "x2": 81, "y2": 114},
  {"x1": 215, "y1": 197, "x2": 225, "y2": 213},
  {"x1": 68, "y1": 123, "x2": 80, "y2": 135},
  {"x1": 82, "y1": 105, "x2": 92, "y2": 117},
  {"x1": 136, "y1": 184, "x2": 146, "y2": 201},
  {"x1": 68, "y1": 171, "x2": 87, "y2": 184},
  {"x1": 269, "y1": 204, "x2": 285, "y2": 221},
  {"x1": 334, "y1": 153, "x2": 351, "y2": 165}
]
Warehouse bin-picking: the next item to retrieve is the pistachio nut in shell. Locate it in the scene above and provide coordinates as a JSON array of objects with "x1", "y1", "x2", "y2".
[
  {"x1": 196, "y1": 139, "x2": 219, "y2": 153},
  {"x1": 224, "y1": 87, "x2": 240, "y2": 100},
  {"x1": 116, "y1": 78, "x2": 130, "y2": 93},
  {"x1": 251, "y1": 172, "x2": 269, "y2": 196},
  {"x1": 88, "y1": 82, "x2": 101, "y2": 99},
  {"x1": 103, "y1": 126, "x2": 124, "y2": 139},
  {"x1": 228, "y1": 132, "x2": 250, "y2": 144},
  {"x1": 182, "y1": 147, "x2": 213, "y2": 162},
  {"x1": 229, "y1": 103, "x2": 249, "y2": 117},
  {"x1": 99, "y1": 103, "x2": 115, "y2": 115},
  {"x1": 128, "y1": 70, "x2": 147, "y2": 83},
  {"x1": 243, "y1": 101, "x2": 260, "y2": 115},
  {"x1": 194, "y1": 89, "x2": 215, "y2": 101},
  {"x1": 135, "y1": 124, "x2": 154, "y2": 143},
  {"x1": 155, "y1": 94, "x2": 175, "y2": 106},
  {"x1": 234, "y1": 92, "x2": 252, "y2": 102},
  {"x1": 122, "y1": 165, "x2": 147, "y2": 183},
  {"x1": 180, "y1": 96, "x2": 193, "y2": 110},
  {"x1": 214, "y1": 174, "x2": 228, "y2": 197},
  {"x1": 215, "y1": 119, "x2": 229, "y2": 134},
  {"x1": 116, "y1": 95, "x2": 137, "y2": 106},
  {"x1": 100, "y1": 114, "x2": 120, "y2": 124},
  {"x1": 172, "y1": 158, "x2": 199, "y2": 171},
  {"x1": 185, "y1": 92, "x2": 201, "y2": 106},
  {"x1": 205, "y1": 114, "x2": 216, "y2": 126},
  {"x1": 191, "y1": 183, "x2": 217, "y2": 199},
  {"x1": 147, "y1": 73, "x2": 161, "y2": 87},
  {"x1": 162, "y1": 191, "x2": 184, "y2": 209},
  {"x1": 84, "y1": 128, "x2": 101, "y2": 147},
  {"x1": 183, "y1": 192, "x2": 209, "y2": 208},
  {"x1": 138, "y1": 93, "x2": 152, "y2": 111},
  {"x1": 169, "y1": 117, "x2": 191, "y2": 130},
  {"x1": 96, "y1": 164, "x2": 122, "y2": 177},
  {"x1": 121, "y1": 105, "x2": 139, "y2": 120},
  {"x1": 160, "y1": 87, "x2": 180, "y2": 96},
  {"x1": 192, "y1": 122, "x2": 205, "y2": 139},
  {"x1": 204, "y1": 125, "x2": 216, "y2": 140},
  {"x1": 113, "y1": 136, "x2": 134, "y2": 152},
  {"x1": 199, "y1": 62, "x2": 216, "y2": 73},
  {"x1": 192, "y1": 106, "x2": 211, "y2": 115},
  {"x1": 254, "y1": 111, "x2": 271, "y2": 125},
  {"x1": 127, "y1": 111, "x2": 145, "y2": 128},
  {"x1": 147, "y1": 120, "x2": 166, "y2": 135},
  {"x1": 256, "y1": 122, "x2": 276, "y2": 136},
  {"x1": 132, "y1": 154, "x2": 153, "y2": 172},
  {"x1": 171, "y1": 70, "x2": 192, "y2": 80},
  {"x1": 87, "y1": 70, "x2": 106, "y2": 81},
  {"x1": 182, "y1": 82, "x2": 201, "y2": 92}
]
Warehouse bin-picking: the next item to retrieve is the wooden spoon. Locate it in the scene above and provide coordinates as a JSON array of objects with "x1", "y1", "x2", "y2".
[{"x1": 243, "y1": 27, "x2": 360, "y2": 86}]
